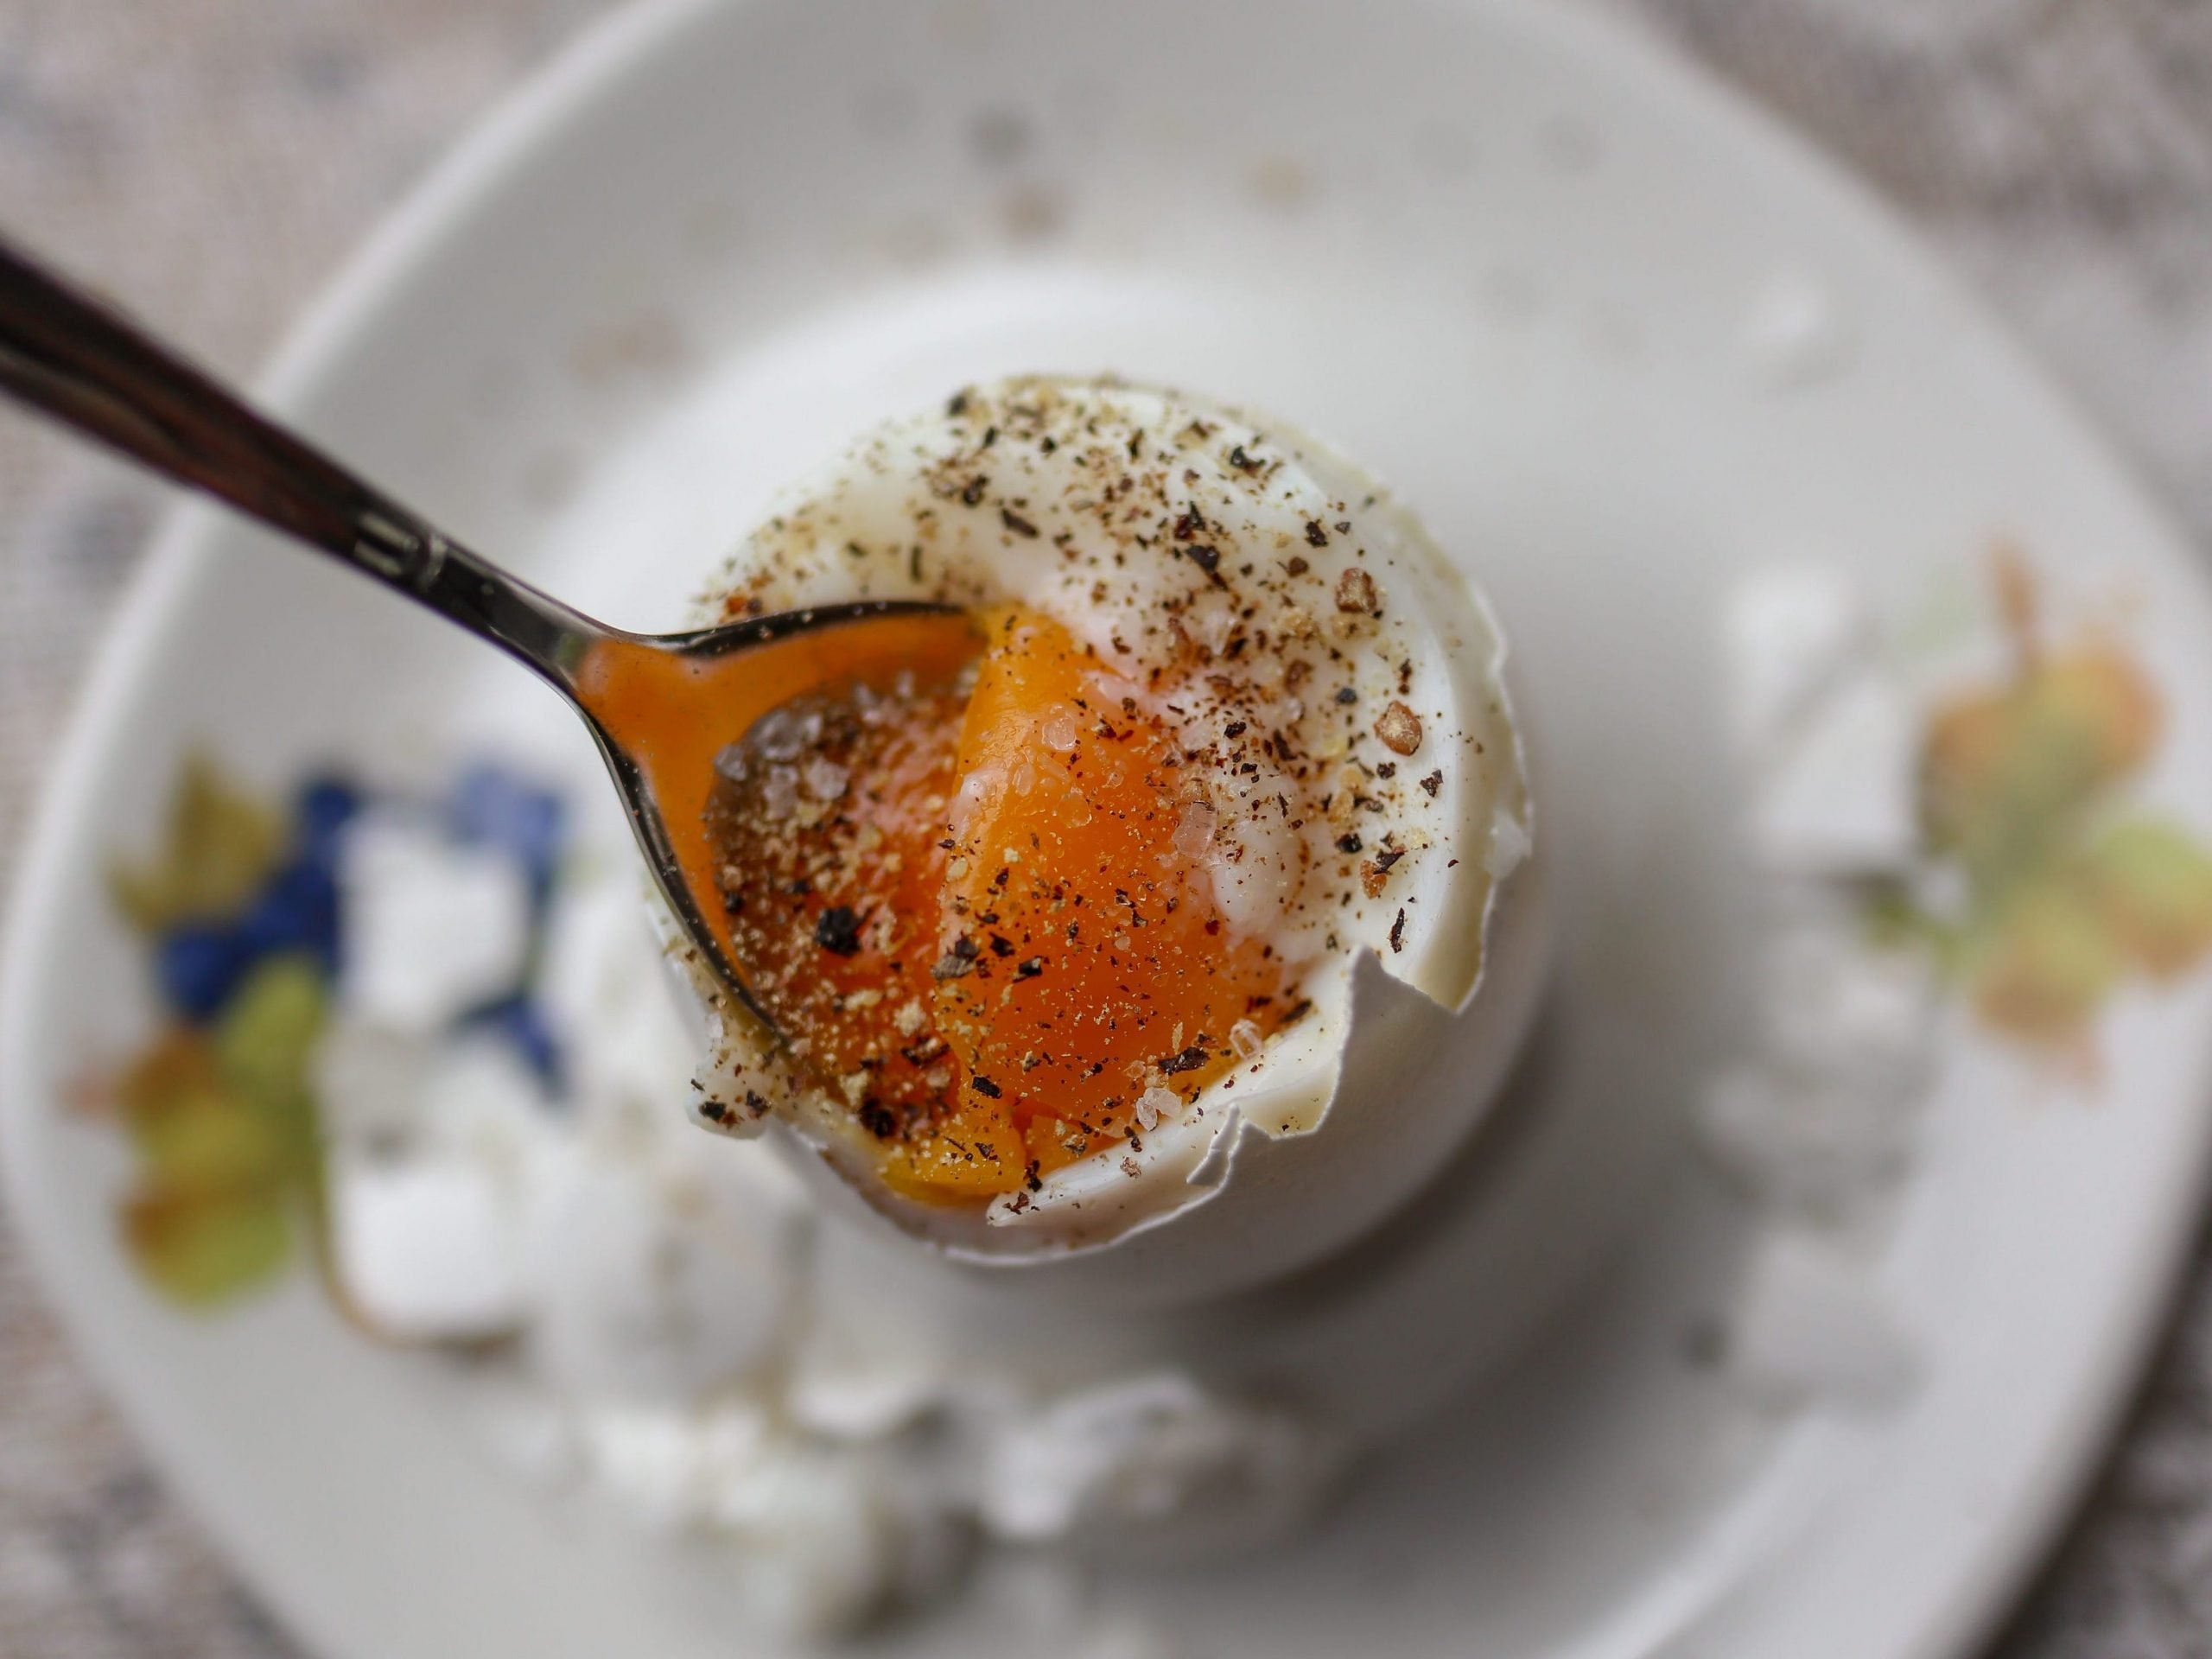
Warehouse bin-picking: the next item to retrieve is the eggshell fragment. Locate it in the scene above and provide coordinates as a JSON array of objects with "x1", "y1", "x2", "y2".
[
  {"x1": 974, "y1": 1372, "x2": 1345, "y2": 1553},
  {"x1": 337, "y1": 810, "x2": 531, "y2": 1033},
  {"x1": 1726, "y1": 1228, "x2": 1921, "y2": 1411},
  {"x1": 329, "y1": 1158, "x2": 527, "y2": 1341},
  {"x1": 1723, "y1": 561, "x2": 1870, "y2": 765},
  {"x1": 523, "y1": 1153, "x2": 802, "y2": 1403},
  {"x1": 1751, "y1": 671, "x2": 1917, "y2": 874}
]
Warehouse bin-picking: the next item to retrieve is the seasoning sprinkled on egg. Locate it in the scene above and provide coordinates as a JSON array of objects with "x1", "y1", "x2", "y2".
[{"x1": 670, "y1": 377, "x2": 1538, "y2": 1278}]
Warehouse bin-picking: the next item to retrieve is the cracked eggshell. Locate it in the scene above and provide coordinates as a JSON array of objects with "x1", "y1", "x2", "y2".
[{"x1": 675, "y1": 378, "x2": 1553, "y2": 1303}]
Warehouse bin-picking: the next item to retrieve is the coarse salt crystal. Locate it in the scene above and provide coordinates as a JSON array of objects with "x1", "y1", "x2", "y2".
[
  {"x1": 1133, "y1": 1086, "x2": 1178, "y2": 1131},
  {"x1": 1172, "y1": 801, "x2": 1217, "y2": 861},
  {"x1": 748, "y1": 706, "x2": 810, "y2": 764},
  {"x1": 803, "y1": 756, "x2": 849, "y2": 802},
  {"x1": 761, "y1": 766, "x2": 800, "y2": 821},
  {"x1": 948, "y1": 768, "x2": 1000, "y2": 836},
  {"x1": 1041, "y1": 711, "x2": 1079, "y2": 752},
  {"x1": 1230, "y1": 1020, "x2": 1264, "y2": 1061},
  {"x1": 1087, "y1": 669, "x2": 1142, "y2": 704}
]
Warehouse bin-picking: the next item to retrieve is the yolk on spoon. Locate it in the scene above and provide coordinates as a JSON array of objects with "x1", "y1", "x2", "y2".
[{"x1": 683, "y1": 607, "x2": 1298, "y2": 1203}]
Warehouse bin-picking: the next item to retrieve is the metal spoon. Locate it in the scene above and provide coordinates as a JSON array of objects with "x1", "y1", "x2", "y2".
[{"x1": 0, "y1": 237, "x2": 960, "y2": 1025}]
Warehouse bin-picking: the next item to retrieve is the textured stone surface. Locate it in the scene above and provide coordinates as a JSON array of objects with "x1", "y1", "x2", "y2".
[{"x1": 3, "y1": 1, "x2": 2211, "y2": 1653}]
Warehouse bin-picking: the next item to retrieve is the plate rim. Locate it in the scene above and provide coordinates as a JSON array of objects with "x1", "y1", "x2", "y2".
[{"x1": 2, "y1": 2, "x2": 2206, "y2": 1656}]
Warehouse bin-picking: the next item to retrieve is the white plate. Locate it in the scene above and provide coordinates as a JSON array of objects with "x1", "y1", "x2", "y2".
[{"x1": 8, "y1": 1, "x2": 2212, "y2": 1656}]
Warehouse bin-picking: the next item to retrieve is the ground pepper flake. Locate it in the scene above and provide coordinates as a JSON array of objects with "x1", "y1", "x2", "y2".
[
  {"x1": 931, "y1": 936, "x2": 982, "y2": 980},
  {"x1": 815, "y1": 906, "x2": 865, "y2": 957}
]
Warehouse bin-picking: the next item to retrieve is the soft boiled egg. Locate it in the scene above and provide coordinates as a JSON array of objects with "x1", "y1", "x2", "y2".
[{"x1": 675, "y1": 378, "x2": 1548, "y2": 1301}]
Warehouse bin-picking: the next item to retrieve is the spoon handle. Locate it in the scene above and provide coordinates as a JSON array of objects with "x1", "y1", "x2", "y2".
[{"x1": 0, "y1": 236, "x2": 605, "y2": 690}]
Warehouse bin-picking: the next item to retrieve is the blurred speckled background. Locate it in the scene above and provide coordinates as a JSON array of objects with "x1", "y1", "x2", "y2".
[{"x1": 3, "y1": 0, "x2": 2212, "y2": 1653}]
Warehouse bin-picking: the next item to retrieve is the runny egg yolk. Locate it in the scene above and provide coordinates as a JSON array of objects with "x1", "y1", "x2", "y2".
[{"x1": 704, "y1": 607, "x2": 1298, "y2": 1203}]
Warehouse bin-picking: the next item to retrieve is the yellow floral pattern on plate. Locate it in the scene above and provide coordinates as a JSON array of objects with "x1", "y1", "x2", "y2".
[{"x1": 1881, "y1": 553, "x2": 2212, "y2": 1057}]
